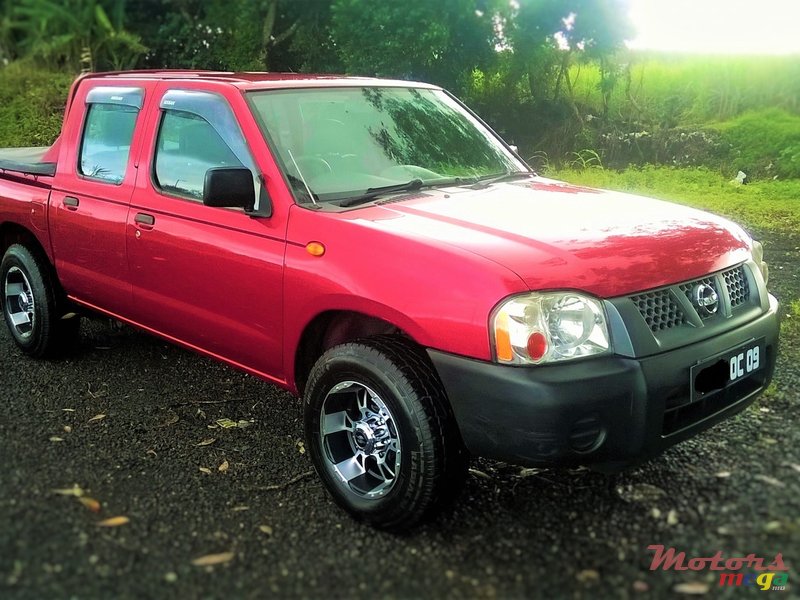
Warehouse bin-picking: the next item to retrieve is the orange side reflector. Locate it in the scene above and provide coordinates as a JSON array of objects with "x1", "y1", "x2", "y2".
[
  {"x1": 495, "y1": 312, "x2": 513, "y2": 362},
  {"x1": 306, "y1": 242, "x2": 325, "y2": 257}
]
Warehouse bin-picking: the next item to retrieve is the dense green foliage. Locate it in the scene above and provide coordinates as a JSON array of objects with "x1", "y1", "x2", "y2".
[
  {"x1": 714, "y1": 109, "x2": 800, "y2": 179},
  {"x1": 0, "y1": 62, "x2": 72, "y2": 146},
  {"x1": 0, "y1": 0, "x2": 798, "y2": 181}
]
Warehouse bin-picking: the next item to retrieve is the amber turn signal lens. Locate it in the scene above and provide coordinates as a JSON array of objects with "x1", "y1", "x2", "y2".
[
  {"x1": 494, "y1": 312, "x2": 513, "y2": 362},
  {"x1": 306, "y1": 242, "x2": 325, "y2": 256}
]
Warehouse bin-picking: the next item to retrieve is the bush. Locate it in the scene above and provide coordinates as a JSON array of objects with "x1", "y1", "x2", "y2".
[
  {"x1": 711, "y1": 108, "x2": 800, "y2": 179},
  {"x1": 0, "y1": 62, "x2": 74, "y2": 148}
]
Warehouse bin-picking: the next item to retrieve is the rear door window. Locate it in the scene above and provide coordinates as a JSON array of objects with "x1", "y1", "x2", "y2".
[{"x1": 78, "y1": 87, "x2": 143, "y2": 184}]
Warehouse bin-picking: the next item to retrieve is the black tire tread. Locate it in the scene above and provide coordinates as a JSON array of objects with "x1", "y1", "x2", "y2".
[
  {"x1": 1, "y1": 244, "x2": 78, "y2": 358},
  {"x1": 305, "y1": 335, "x2": 468, "y2": 530}
]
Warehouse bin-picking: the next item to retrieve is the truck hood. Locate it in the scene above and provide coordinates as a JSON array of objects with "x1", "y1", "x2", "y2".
[{"x1": 361, "y1": 177, "x2": 753, "y2": 298}]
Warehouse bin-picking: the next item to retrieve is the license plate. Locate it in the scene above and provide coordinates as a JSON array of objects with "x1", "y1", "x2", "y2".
[
  {"x1": 728, "y1": 343, "x2": 763, "y2": 382},
  {"x1": 691, "y1": 338, "x2": 765, "y2": 400}
]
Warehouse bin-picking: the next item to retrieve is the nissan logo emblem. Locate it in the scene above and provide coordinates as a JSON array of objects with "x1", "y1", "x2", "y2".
[{"x1": 694, "y1": 283, "x2": 719, "y2": 316}]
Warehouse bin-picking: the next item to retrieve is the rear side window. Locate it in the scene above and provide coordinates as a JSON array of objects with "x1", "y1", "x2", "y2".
[
  {"x1": 79, "y1": 103, "x2": 138, "y2": 184},
  {"x1": 154, "y1": 111, "x2": 244, "y2": 200}
]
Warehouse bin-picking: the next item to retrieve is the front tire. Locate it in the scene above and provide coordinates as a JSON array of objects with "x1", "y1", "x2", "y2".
[
  {"x1": 1, "y1": 244, "x2": 79, "y2": 357},
  {"x1": 304, "y1": 335, "x2": 467, "y2": 530}
]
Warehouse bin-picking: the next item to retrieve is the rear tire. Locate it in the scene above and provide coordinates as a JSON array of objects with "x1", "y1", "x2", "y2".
[
  {"x1": 304, "y1": 335, "x2": 468, "y2": 530},
  {"x1": 1, "y1": 244, "x2": 79, "y2": 357}
]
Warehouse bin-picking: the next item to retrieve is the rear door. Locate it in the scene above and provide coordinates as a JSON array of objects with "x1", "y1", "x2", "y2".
[
  {"x1": 126, "y1": 83, "x2": 287, "y2": 380},
  {"x1": 50, "y1": 84, "x2": 152, "y2": 315}
]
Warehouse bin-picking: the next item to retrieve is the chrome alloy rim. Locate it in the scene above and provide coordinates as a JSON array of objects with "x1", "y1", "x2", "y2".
[
  {"x1": 4, "y1": 267, "x2": 35, "y2": 339},
  {"x1": 319, "y1": 381, "x2": 402, "y2": 499}
]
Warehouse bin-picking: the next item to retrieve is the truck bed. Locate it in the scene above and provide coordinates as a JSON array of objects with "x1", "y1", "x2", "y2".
[{"x1": 0, "y1": 146, "x2": 56, "y2": 177}]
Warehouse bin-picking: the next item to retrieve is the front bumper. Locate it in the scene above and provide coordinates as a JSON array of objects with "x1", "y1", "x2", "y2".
[{"x1": 428, "y1": 294, "x2": 780, "y2": 470}]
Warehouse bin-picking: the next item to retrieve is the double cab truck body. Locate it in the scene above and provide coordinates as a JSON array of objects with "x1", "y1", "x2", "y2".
[{"x1": 0, "y1": 71, "x2": 779, "y2": 528}]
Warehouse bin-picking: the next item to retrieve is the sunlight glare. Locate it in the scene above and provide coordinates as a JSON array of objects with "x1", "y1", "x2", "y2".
[{"x1": 627, "y1": 0, "x2": 800, "y2": 55}]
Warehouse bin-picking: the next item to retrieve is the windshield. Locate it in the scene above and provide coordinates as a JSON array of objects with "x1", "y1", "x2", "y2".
[{"x1": 247, "y1": 87, "x2": 527, "y2": 205}]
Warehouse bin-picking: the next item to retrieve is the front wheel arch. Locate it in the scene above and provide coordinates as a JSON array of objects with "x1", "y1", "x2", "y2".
[{"x1": 303, "y1": 335, "x2": 468, "y2": 530}]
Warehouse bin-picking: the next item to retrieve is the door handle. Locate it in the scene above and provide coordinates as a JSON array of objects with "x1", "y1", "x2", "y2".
[
  {"x1": 63, "y1": 196, "x2": 79, "y2": 210},
  {"x1": 134, "y1": 213, "x2": 155, "y2": 229}
]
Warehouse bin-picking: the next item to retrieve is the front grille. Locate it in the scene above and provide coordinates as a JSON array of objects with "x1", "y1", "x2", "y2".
[
  {"x1": 626, "y1": 263, "x2": 755, "y2": 335},
  {"x1": 630, "y1": 291, "x2": 686, "y2": 333},
  {"x1": 723, "y1": 265, "x2": 749, "y2": 307},
  {"x1": 678, "y1": 276, "x2": 718, "y2": 320}
]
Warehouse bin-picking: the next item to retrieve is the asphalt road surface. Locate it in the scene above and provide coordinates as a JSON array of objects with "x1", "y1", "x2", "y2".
[{"x1": 1, "y1": 230, "x2": 798, "y2": 599}]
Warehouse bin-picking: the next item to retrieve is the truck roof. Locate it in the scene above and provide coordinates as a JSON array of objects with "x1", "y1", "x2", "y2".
[{"x1": 83, "y1": 70, "x2": 440, "y2": 91}]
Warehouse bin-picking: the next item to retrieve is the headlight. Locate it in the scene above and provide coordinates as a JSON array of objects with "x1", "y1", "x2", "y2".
[
  {"x1": 491, "y1": 291, "x2": 611, "y2": 365},
  {"x1": 751, "y1": 239, "x2": 769, "y2": 286}
]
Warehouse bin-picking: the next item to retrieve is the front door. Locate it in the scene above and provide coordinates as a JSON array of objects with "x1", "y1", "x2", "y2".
[{"x1": 126, "y1": 85, "x2": 285, "y2": 379}]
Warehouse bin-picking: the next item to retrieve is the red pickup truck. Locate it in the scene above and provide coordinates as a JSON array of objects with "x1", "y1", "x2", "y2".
[{"x1": 0, "y1": 71, "x2": 779, "y2": 529}]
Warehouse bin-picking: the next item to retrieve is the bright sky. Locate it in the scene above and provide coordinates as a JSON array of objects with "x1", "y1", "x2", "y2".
[{"x1": 627, "y1": 0, "x2": 800, "y2": 55}]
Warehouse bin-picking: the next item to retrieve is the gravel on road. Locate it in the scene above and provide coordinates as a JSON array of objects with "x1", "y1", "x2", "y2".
[{"x1": 1, "y1": 231, "x2": 798, "y2": 599}]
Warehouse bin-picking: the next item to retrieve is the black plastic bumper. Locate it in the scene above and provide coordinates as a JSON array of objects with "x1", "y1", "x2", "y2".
[{"x1": 428, "y1": 295, "x2": 780, "y2": 470}]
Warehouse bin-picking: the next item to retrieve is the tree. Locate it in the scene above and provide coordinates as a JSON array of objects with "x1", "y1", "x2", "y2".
[
  {"x1": 566, "y1": 0, "x2": 634, "y2": 117},
  {"x1": 0, "y1": 0, "x2": 19, "y2": 64},
  {"x1": 329, "y1": 0, "x2": 500, "y2": 93},
  {"x1": 15, "y1": 0, "x2": 146, "y2": 71}
]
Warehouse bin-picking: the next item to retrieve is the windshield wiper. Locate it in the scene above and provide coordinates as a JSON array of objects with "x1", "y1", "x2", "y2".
[
  {"x1": 473, "y1": 170, "x2": 536, "y2": 187},
  {"x1": 335, "y1": 178, "x2": 425, "y2": 208}
]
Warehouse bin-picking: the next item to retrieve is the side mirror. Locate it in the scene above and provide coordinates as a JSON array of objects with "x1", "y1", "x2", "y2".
[{"x1": 203, "y1": 167, "x2": 256, "y2": 211}]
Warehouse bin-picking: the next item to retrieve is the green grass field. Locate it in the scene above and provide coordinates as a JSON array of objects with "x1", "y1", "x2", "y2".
[
  {"x1": 570, "y1": 54, "x2": 800, "y2": 124},
  {"x1": 551, "y1": 165, "x2": 800, "y2": 233}
]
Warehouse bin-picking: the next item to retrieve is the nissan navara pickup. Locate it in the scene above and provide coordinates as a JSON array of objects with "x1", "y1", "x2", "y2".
[{"x1": 0, "y1": 71, "x2": 779, "y2": 529}]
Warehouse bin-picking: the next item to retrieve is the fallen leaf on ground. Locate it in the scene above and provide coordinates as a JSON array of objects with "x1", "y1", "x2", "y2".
[
  {"x1": 518, "y1": 467, "x2": 544, "y2": 478},
  {"x1": 468, "y1": 468, "x2": 491, "y2": 480},
  {"x1": 196, "y1": 438, "x2": 217, "y2": 447},
  {"x1": 615, "y1": 483, "x2": 666, "y2": 503},
  {"x1": 158, "y1": 413, "x2": 179, "y2": 428},
  {"x1": 715, "y1": 471, "x2": 731, "y2": 478},
  {"x1": 784, "y1": 463, "x2": 800, "y2": 473},
  {"x1": 87, "y1": 414, "x2": 106, "y2": 423},
  {"x1": 64, "y1": 425, "x2": 72, "y2": 433},
  {"x1": 237, "y1": 420, "x2": 253, "y2": 429},
  {"x1": 49, "y1": 436, "x2": 64, "y2": 442},
  {"x1": 258, "y1": 525, "x2": 273, "y2": 536},
  {"x1": 231, "y1": 505, "x2": 249, "y2": 512},
  {"x1": 296, "y1": 440, "x2": 305, "y2": 454},
  {"x1": 754, "y1": 474, "x2": 785, "y2": 488},
  {"x1": 79, "y1": 497, "x2": 101, "y2": 512},
  {"x1": 764, "y1": 520, "x2": 782, "y2": 533},
  {"x1": 576, "y1": 569, "x2": 600, "y2": 583},
  {"x1": 673, "y1": 581, "x2": 709, "y2": 595},
  {"x1": 218, "y1": 460, "x2": 229, "y2": 473},
  {"x1": 52, "y1": 485, "x2": 84, "y2": 497},
  {"x1": 199, "y1": 466, "x2": 212, "y2": 474},
  {"x1": 62, "y1": 408, "x2": 75, "y2": 412},
  {"x1": 667, "y1": 510, "x2": 679, "y2": 525},
  {"x1": 216, "y1": 418, "x2": 237, "y2": 429},
  {"x1": 96, "y1": 516, "x2": 129, "y2": 527},
  {"x1": 191, "y1": 552, "x2": 234, "y2": 566}
]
